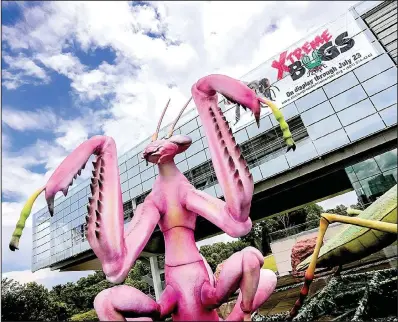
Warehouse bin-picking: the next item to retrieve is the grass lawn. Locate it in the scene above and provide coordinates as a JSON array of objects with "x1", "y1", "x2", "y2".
[{"x1": 262, "y1": 254, "x2": 278, "y2": 273}]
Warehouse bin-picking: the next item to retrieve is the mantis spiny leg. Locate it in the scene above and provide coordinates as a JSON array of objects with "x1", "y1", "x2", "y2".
[{"x1": 289, "y1": 212, "x2": 398, "y2": 319}]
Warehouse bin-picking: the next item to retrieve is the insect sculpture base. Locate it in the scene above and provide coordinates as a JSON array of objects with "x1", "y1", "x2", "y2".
[
  {"x1": 289, "y1": 184, "x2": 398, "y2": 320},
  {"x1": 10, "y1": 74, "x2": 297, "y2": 321}
]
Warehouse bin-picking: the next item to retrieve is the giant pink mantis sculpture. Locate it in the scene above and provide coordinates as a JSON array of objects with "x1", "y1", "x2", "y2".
[{"x1": 10, "y1": 74, "x2": 296, "y2": 321}]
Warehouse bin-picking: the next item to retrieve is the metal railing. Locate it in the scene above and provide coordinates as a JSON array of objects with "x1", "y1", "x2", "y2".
[{"x1": 269, "y1": 220, "x2": 320, "y2": 242}]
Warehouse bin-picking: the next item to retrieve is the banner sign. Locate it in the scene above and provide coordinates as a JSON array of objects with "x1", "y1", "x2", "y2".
[{"x1": 226, "y1": 10, "x2": 379, "y2": 130}]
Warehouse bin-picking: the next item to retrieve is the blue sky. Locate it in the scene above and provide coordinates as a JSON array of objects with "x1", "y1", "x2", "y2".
[{"x1": 2, "y1": 1, "x2": 359, "y2": 288}]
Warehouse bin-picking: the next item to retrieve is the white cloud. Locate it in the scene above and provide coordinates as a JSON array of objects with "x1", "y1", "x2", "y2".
[
  {"x1": 2, "y1": 107, "x2": 58, "y2": 131},
  {"x1": 317, "y1": 191, "x2": 359, "y2": 210},
  {"x1": 2, "y1": 268, "x2": 93, "y2": 289},
  {"x1": 2, "y1": 54, "x2": 50, "y2": 89},
  {"x1": 36, "y1": 52, "x2": 86, "y2": 78}
]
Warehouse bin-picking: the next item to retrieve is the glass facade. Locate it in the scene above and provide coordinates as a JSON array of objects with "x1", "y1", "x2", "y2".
[
  {"x1": 31, "y1": 2, "x2": 398, "y2": 272},
  {"x1": 345, "y1": 148, "x2": 397, "y2": 207}
]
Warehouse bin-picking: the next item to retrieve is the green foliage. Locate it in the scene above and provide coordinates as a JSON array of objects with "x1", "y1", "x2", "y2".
[
  {"x1": 1, "y1": 278, "x2": 69, "y2": 321},
  {"x1": 2, "y1": 260, "x2": 153, "y2": 321},
  {"x1": 199, "y1": 240, "x2": 250, "y2": 271},
  {"x1": 70, "y1": 309, "x2": 98, "y2": 321},
  {"x1": 304, "y1": 204, "x2": 324, "y2": 230},
  {"x1": 326, "y1": 204, "x2": 348, "y2": 216}
]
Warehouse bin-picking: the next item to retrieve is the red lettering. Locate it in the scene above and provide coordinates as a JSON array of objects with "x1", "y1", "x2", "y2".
[
  {"x1": 302, "y1": 42, "x2": 311, "y2": 54},
  {"x1": 293, "y1": 48, "x2": 303, "y2": 61},
  {"x1": 321, "y1": 30, "x2": 332, "y2": 42},
  {"x1": 310, "y1": 36, "x2": 326, "y2": 50},
  {"x1": 271, "y1": 51, "x2": 290, "y2": 80},
  {"x1": 273, "y1": 29, "x2": 334, "y2": 79},
  {"x1": 286, "y1": 52, "x2": 295, "y2": 64}
]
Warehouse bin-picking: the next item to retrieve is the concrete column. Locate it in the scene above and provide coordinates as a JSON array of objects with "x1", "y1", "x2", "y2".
[{"x1": 149, "y1": 255, "x2": 163, "y2": 301}]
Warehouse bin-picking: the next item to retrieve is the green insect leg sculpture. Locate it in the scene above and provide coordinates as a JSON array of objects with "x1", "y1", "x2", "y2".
[{"x1": 289, "y1": 184, "x2": 398, "y2": 319}]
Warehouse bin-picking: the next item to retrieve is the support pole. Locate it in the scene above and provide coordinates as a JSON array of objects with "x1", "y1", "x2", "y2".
[{"x1": 149, "y1": 255, "x2": 163, "y2": 301}]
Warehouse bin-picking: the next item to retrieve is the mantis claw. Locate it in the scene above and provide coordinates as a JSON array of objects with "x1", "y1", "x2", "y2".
[
  {"x1": 47, "y1": 197, "x2": 55, "y2": 217},
  {"x1": 287, "y1": 143, "x2": 296, "y2": 152}
]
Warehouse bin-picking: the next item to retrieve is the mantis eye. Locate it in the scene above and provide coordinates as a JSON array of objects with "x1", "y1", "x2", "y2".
[{"x1": 169, "y1": 135, "x2": 192, "y2": 146}]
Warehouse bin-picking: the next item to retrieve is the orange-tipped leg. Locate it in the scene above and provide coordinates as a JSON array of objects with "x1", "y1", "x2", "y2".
[
  {"x1": 289, "y1": 217, "x2": 329, "y2": 319},
  {"x1": 289, "y1": 212, "x2": 397, "y2": 319}
]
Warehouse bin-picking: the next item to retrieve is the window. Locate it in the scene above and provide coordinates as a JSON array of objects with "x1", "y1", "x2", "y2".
[
  {"x1": 127, "y1": 166, "x2": 140, "y2": 179},
  {"x1": 126, "y1": 156, "x2": 138, "y2": 169},
  {"x1": 354, "y1": 158, "x2": 382, "y2": 182},
  {"x1": 374, "y1": 149, "x2": 398, "y2": 172},
  {"x1": 174, "y1": 151, "x2": 186, "y2": 163},
  {"x1": 354, "y1": 54, "x2": 395, "y2": 82},
  {"x1": 141, "y1": 167, "x2": 155, "y2": 182},
  {"x1": 313, "y1": 129, "x2": 350, "y2": 155},
  {"x1": 360, "y1": 173, "x2": 396, "y2": 203},
  {"x1": 337, "y1": 99, "x2": 376, "y2": 126},
  {"x1": 78, "y1": 188, "x2": 87, "y2": 200},
  {"x1": 139, "y1": 161, "x2": 149, "y2": 173},
  {"x1": 180, "y1": 118, "x2": 198, "y2": 135},
  {"x1": 379, "y1": 104, "x2": 397, "y2": 127},
  {"x1": 142, "y1": 177, "x2": 155, "y2": 192},
  {"x1": 187, "y1": 151, "x2": 207, "y2": 169},
  {"x1": 187, "y1": 129, "x2": 201, "y2": 143},
  {"x1": 234, "y1": 129, "x2": 249, "y2": 144},
  {"x1": 361, "y1": 67, "x2": 397, "y2": 96},
  {"x1": 370, "y1": 85, "x2": 397, "y2": 111},
  {"x1": 330, "y1": 85, "x2": 368, "y2": 112},
  {"x1": 118, "y1": 154, "x2": 127, "y2": 165},
  {"x1": 135, "y1": 191, "x2": 151, "y2": 206},
  {"x1": 295, "y1": 88, "x2": 327, "y2": 113},
  {"x1": 130, "y1": 184, "x2": 143, "y2": 198},
  {"x1": 307, "y1": 115, "x2": 342, "y2": 140},
  {"x1": 345, "y1": 166, "x2": 359, "y2": 183},
  {"x1": 176, "y1": 160, "x2": 189, "y2": 173},
  {"x1": 122, "y1": 192, "x2": 130, "y2": 203},
  {"x1": 285, "y1": 137, "x2": 318, "y2": 168},
  {"x1": 123, "y1": 201, "x2": 134, "y2": 220},
  {"x1": 121, "y1": 181, "x2": 129, "y2": 193},
  {"x1": 185, "y1": 140, "x2": 204, "y2": 158},
  {"x1": 323, "y1": 72, "x2": 359, "y2": 98},
  {"x1": 120, "y1": 172, "x2": 128, "y2": 184},
  {"x1": 344, "y1": 113, "x2": 385, "y2": 141},
  {"x1": 301, "y1": 101, "x2": 334, "y2": 126},
  {"x1": 259, "y1": 154, "x2": 289, "y2": 179},
  {"x1": 72, "y1": 224, "x2": 85, "y2": 246},
  {"x1": 119, "y1": 162, "x2": 127, "y2": 174},
  {"x1": 246, "y1": 116, "x2": 272, "y2": 138}
]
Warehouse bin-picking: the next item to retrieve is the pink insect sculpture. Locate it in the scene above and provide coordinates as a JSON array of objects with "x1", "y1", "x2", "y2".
[{"x1": 10, "y1": 74, "x2": 296, "y2": 321}]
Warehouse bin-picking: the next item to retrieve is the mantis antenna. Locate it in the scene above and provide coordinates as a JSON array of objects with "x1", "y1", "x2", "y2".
[
  {"x1": 167, "y1": 97, "x2": 192, "y2": 138},
  {"x1": 151, "y1": 98, "x2": 171, "y2": 142}
]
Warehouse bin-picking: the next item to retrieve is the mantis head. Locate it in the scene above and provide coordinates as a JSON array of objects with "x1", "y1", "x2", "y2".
[{"x1": 143, "y1": 97, "x2": 192, "y2": 165}]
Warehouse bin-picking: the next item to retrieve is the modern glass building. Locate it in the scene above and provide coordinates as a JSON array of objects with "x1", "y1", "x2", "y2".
[{"x1": 32, "y1": 0, "x2": 397, "y2": 286}]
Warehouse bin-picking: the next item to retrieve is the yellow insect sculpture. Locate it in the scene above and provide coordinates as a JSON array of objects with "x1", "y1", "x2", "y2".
[{"x1": 289, "y1": 184, "x2": 398, "y2": 319}]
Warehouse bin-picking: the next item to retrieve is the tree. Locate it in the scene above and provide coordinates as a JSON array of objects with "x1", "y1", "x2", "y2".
[
  {"x1": 70, "y1": 309, "x2": 98, "y2": 321},
  {"x1": 2, "y1": 278, "x2": 68, "y2": 321},
  {"x1": 304, "y1": 204, "x2": 324, "y2": 230},
  {"x1": 239, "y1": 217, "x2": 279, "y2": 255},
  {"x1": 326, "y1": 204, "x2": 348, "y2": 216},
  {"x1": 199, "y1": 240, "x2": 249, "y2": 271}
]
